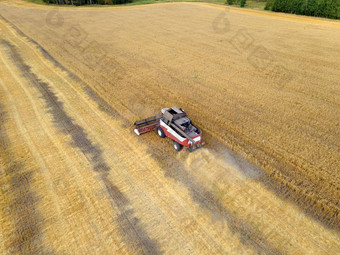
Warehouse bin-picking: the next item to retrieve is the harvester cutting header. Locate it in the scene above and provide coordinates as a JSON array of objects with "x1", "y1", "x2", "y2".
[{"x1": 134, "y1": 107, "x2": 204, "y2": 152}]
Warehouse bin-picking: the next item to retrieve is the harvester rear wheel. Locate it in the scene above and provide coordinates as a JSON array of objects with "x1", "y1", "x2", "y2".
[{"x1": 173, "y1": 141, "x2": 182, "y2": 151}]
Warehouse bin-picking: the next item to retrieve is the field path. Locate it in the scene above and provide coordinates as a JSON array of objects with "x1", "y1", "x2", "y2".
[{"x1": 0, "y1": 1, "x2": 339, "y2": 254}]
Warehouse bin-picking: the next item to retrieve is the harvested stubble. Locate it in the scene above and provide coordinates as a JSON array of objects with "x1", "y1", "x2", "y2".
[{"x1": 0, "y1": 1, "x2": 339, "y2": 254}]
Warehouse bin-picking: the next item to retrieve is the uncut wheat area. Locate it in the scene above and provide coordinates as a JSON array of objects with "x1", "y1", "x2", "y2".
[{"x1": 0, "y1": 1, "x2": 339, "y2": 254}]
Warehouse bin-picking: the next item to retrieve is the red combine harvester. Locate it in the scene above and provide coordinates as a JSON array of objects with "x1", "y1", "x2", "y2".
[{"x1": 134, "y1": 107, "x2": 204, "y2": 152}]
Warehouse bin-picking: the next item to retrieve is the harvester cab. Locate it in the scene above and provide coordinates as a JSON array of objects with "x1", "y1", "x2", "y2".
[{"x1": 134, "y1": 107, "x2": 204, "y2": 152}]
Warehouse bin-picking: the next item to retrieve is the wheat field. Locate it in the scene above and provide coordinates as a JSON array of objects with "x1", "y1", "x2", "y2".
[{"x1": 0, "y1": 0, "x2": 339, "y2": 254}]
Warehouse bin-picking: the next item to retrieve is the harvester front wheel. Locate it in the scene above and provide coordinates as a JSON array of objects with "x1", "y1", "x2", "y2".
[
  {"x1": 157, "y1": 127, "x2": 166, "y2": 138},
  {"x1": 173, "y1": 141, "x2": 182, "y2": 151}
]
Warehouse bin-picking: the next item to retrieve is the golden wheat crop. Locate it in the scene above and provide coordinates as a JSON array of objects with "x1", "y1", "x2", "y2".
[{"x1": 0, "y1": 1, "x2": 339, "y2": 254}]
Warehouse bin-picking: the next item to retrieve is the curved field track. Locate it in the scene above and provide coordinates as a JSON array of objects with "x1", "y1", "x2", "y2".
[{"x1": 0, "y1": 1, "x2": 339, "y2": 254}]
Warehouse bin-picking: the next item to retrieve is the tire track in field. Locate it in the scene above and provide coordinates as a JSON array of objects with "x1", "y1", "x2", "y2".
[
  {"x1": 0, "y1": 103, "x2": 41, "y2": 254},
  {"x1": 0, "y1": 14, "x2": 123, "y2": 123},
  {"x1": 0, "y1": 20, "x2": 285, "y2": 254},
  {"x1": 1, "y1": 40, "x2": 161, "y2": 255},
  {"x1": 0, "y1": 89, "x2": 48, "y2": 254},
  {"x1": 0, "y1": 160, "x2": 42, "y2": 254},
  {"x1": 0, "y1": 46, "x2": 117, "y2": 253},
  {"x1": 150, "y1": 146, "x2": 284, "y2": 255}
]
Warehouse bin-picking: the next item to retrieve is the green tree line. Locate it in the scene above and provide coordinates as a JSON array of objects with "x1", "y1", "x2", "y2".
[
  {"x1": 43, "y1": 0, "x2": 131, "y2": 5},
  {"x1": 226, "y1": 0, "x2": 247, "y2": 7},
  {"x1": 265, "y1": 0, "x2": 340, "y2": 19}
]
